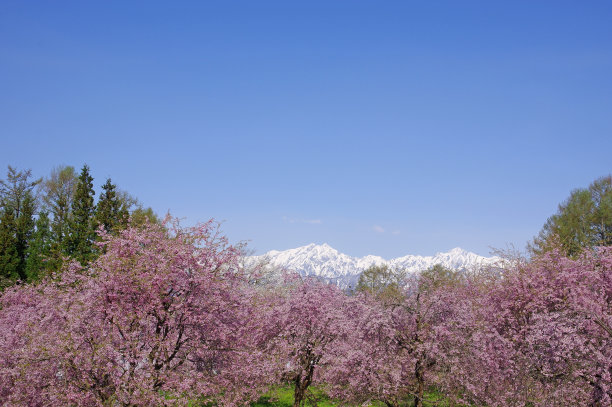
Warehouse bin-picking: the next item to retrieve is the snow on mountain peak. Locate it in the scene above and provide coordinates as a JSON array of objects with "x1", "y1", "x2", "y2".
[{"x1": 249, "y1": 244, "x2": 499, "y2": 289}]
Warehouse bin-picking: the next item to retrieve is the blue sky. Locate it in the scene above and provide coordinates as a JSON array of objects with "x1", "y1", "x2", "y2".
[{"x1": 1, "y1": 1, "x2": 611, "y2": 258}]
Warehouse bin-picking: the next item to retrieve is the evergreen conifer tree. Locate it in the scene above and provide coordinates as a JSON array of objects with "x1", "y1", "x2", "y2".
[
  {"x1": 95, "y1": 178, "x2": 123, "y2": 234},
  {"x1": 0, "y1": 207, "x2": 20, "y2": 288},
  {"x1": 25, "y1": 211, "x2": 54, "y2": 281},
  {"x1": 14, "y1": 192, "x2": 36, "y2": 280},
  {"x1": 64, "y1": 165, "x2": 96, "y2": 265}
]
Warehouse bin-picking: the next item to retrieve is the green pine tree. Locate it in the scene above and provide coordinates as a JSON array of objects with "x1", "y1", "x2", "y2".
[
  {"x1": 95, "y1": 178, "x2": 124, "y2": 234},
  {"x1": 14, "y1": 192, "x2": 36, "y2": 280},
  {"x1": 64, "y1": 165, "x2": 96, "y2": 265},
  {"x1": 25, "y1": 211, "x2": 54, "y2": 281},
  {"x1": 0, "y1": 207, "x2": 20, "y2": 288}
]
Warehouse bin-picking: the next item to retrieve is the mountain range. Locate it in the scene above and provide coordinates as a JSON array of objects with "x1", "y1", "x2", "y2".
[{"x1": 249, "y1": 244, "x2": 499, "y2": 289}]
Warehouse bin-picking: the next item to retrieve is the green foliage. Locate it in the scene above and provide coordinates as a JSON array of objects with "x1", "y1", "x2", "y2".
[
  {"x1": 95, "y1": 178, "x2": 125, "y2": 234},
  {"x1": 252, "y1": 386, "x2": 335, "y2": 407},
  {"x1": 531, "y1": 175, "x2": 612, "y2": 257},
  {"x1": 40, "y1": 165, "x2": 77, "y2": 248},
  {"x1": 64, "y1": 165, "x2": 97, "y2": 265},
  {"x1": 14, "y1": 192, "x2": 36, "y2": 280},
  {"x1": 250, "y1": 385, "x2": 461, "y2": 407},
  {"x1": 0, "y1": 166, "x2": 42, "y2": 213},
  {"x1": 0, "y1": 166, "x2": 40, "y2": 281},
  {"x1": 0, "y1": 164, "x2": 156, "y2": 284},
  {"x1": 419, "y1": 264, "x2": 460, "y2": 293},
  {"x1": 0, "y1": 207, "x2": 20, "y2": 288},
  {"x1": 25, "y1": 211, "x2": 54, "y2": 281},
  {"x1": 356, "y1": 264, "x2": 405, "y2": 303},
  {"x1": 130, "y1": 206, "x2": 160, "y2": 227}
]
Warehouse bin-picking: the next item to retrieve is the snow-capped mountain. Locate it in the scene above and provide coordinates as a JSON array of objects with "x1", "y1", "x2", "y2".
[{"x1": 249, "y1": 244, "x2": 499, "y2": 289}]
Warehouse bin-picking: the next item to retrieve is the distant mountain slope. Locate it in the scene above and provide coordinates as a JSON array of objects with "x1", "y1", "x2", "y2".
[{"x1": 249, "y1": 244, "x2": 499, "y2": 289}]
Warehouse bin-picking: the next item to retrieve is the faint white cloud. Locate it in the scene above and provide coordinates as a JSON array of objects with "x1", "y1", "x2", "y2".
[
  {"x1": 373, "y1": 225, "x2": 385, "y2": 233},
  {"x1": 283, "y1": 216, "x2": 322, "y2": 225},
  {"x1": 392, "y1": 230, "x2": 401, "y2": 235}
]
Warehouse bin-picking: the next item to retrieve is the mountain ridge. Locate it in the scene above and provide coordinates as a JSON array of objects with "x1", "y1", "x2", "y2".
[{"x1": 249, "y1": 244, "x2": 499, "y2": 289}]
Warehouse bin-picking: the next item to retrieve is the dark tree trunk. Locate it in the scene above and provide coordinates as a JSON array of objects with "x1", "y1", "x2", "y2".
[
  {"x1": 413, "y1": 358, "x2": 425, "y2": 407},
  {"x1": 293, "y1": 372, "x2": 305, "y2": 407},
  {"x1": 293, "y1": 365, "x2": 315, "y2": 407}
]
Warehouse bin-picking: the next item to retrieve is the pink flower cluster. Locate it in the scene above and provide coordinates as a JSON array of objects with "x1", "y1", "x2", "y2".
[{"x1": 0, "y1": 220, "x2": 611, "y2": 406}]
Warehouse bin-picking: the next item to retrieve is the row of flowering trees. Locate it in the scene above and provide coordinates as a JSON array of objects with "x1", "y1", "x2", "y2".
[{"x1": 0, "y1": 219, "x2": 611, "y2": 406}]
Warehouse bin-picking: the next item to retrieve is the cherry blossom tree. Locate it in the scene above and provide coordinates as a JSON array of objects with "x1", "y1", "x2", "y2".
[
  {"x1": 262, "y1": 278, "x2": 356, "y2": 407},
  {"x1": 452, "y1": 247, "x2": 612, "y2": 406},
  {"x1": 325, "y1": 265, "x2": 470, "y2": 407},
  {"x1": 2, "y1": 213, "x2": 610, "y2": 407},
  {"x1": 0, "y1": 219, "x2": 268, "y2": 406},
  {"x1": 323, "y1": 293, "x2": 408, "y2": 407}
]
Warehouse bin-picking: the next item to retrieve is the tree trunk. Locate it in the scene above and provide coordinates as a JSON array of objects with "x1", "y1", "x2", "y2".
[
  {"x1": 293, "y1": 364, "x2": 315, "y2": 407},
  {"x1": 293, "y1": 372, "x2": 305, "y2": 407},
  {"x1": 413, "y1": 359, "x2": 425, "y2": 407}
]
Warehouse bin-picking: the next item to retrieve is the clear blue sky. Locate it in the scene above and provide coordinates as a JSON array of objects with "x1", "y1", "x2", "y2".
[{"x1": 1, "y1": 1, "x2": 611, "y2": 258}]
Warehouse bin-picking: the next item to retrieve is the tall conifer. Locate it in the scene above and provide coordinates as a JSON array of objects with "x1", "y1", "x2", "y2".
[
  {"x1": 95, "y1": 178, "x2": 123, "y2": 234},
  {"x1": 25, "y1": 211, "x2": 54, "y2": 281},
  {"x1": 0, "y1": 207, "x2": 19, "y2": 288},
  {"x1": 13, "y1": 192, "x2": 36, "y2": 280},
  {"x1": 64, "y1": 165, "x2": 96, "y2": 265}
]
